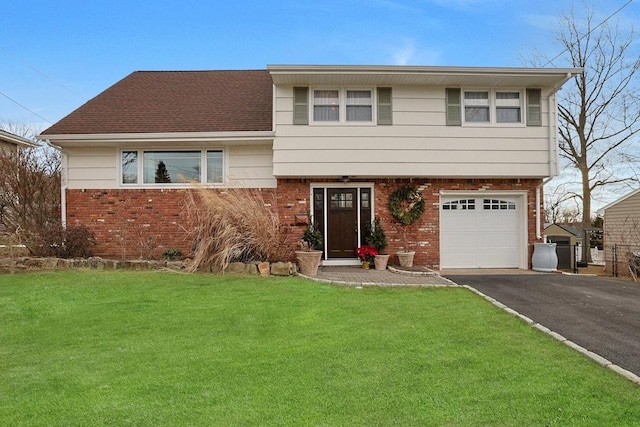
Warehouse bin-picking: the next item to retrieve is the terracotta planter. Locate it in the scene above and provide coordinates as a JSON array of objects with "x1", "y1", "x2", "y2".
[
  {"x1": 295, "y1": 250, "x2": 323, "y2": 276},
  {"x1": 374, "y1": 254, "x2": 390, "y2": 270},
  {"x1": 397, "y1": 251, "x2": 415, "y2": 268}
]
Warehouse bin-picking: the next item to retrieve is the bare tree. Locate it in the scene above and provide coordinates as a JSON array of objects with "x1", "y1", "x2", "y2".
[
  {"x1": 546, "y1": 4, "x2": 640, "y2": 261},
  {"x1": 544, "y1": 181, "x2": 582, "y2": 223},
  {"x1": 0, "y1": 122, "x2": 61, "y2": 252}
]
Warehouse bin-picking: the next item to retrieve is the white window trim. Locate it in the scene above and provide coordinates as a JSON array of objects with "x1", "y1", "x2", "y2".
[
  {"x1": 119, "y1": 148, "x2": 226, "y2": 188},
  {"x1": 462, "y1": 88, "x2": 525, "y2": 127},
  {"x1": 310, "y1": 87, "x2": 376, "y2": 125}
]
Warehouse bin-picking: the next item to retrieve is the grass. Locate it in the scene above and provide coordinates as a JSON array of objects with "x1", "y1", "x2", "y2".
[{"x1": 1, "y1": 271, "x2": 639, "y2": 426}]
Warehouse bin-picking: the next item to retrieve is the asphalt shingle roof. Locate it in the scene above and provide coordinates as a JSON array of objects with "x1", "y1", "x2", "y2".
[{"x1": 41, "y1": 70, "x2": 273, "y2": 135}]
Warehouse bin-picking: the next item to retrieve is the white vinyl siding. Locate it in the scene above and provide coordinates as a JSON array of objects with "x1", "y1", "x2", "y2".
[
  {"x1": 273, "y1": 85, "x2": 554, "y2": 178},
  {"x1": 63, "y1": 143, "x2": 276, "y2": 190},
  {"x1": 602, "y1": 191, "x2": 640, "y2": 271}
]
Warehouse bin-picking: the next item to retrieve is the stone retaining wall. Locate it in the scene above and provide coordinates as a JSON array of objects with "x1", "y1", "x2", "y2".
[{"x1": 0, "y1": 257, "x2": 296, "y2": 276}]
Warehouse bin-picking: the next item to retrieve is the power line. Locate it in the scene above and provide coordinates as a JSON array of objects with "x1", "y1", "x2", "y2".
[
  {"x1": 0, "y1": 90, "x2": 53, "y2": 124},
  {"x1": 0, "y1": 45, "x2": 87, "y2": 101},
  {"x1": 544, "y1": 0, "x2": 635, "y2": 67}
]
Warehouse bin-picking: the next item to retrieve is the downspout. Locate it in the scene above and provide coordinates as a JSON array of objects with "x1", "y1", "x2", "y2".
[
  {"x1": 536, "y1": 73, "x2": 571, "y2": 240},
  {"x1": 60, "y1": 150, "x2": 68, "y2": 227},
  {"x1": 536, "y1": 178, "x2": 552, "y2": 240}
]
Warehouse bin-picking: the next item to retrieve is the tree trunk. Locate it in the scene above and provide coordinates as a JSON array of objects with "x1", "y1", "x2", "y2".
[{"x1": 581, "y1": 168, "x2": 593, "y2": 263}]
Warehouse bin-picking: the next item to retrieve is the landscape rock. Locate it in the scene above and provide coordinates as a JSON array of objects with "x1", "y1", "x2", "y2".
[{"x1": 270, "y1": 262, "x2": 293, "y2": 276}]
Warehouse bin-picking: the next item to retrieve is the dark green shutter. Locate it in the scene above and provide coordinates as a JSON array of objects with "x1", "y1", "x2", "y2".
[
  {"x1": 526, "y1": 89, "x2": 542, "y2": 126},
  {"x1": 293, "y1": 87, "x2": 309, "y2": 125},
  {"x1": 445, "y1": 88, "x2": 461, "y2": 126},
  {"x1": 377, "y1": 87, "x2": 392, "y2": 125}
]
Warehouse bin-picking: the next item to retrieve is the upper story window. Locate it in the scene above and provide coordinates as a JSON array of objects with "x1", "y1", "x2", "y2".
[
  {"x1": 495, "y1": 92, "x2": 521, "y2": 123},
  {"x1": 448, "y1": 88, "x2": 537, "y2": 127},
  {"x1": 294, "y1": 86, "x2": 391, "y2": 126},
  {"x1": 463, "y1": 90, "x2": 523, "y2": 125},
  {"x1": 346, "y1": 90, "x2": 372, "y2": 121},
  {"x1": 121, "y1": 149, "x2": 223, "y2": 186},
  {"x1": 312, "y1": 88, "x2": 374, "y2": 123},
  {"x1": 464, "y1": 91, "x2": 490, "y2": 123},
  {"x1": 313, "y1": 90, "x2": 340, "y2": 121}
]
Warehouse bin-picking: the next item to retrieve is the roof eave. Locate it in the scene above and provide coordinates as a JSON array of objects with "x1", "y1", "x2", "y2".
[
  {"x1": 597, "y1": 187, "x2": 640, "y2": 215},
  {"x1": 39, "y1": 130, "x2": 275, "y2": 146},
  {"x1": 267, "y1": 64, "x2": 584, "y2": 88},
  {"x1": 0, "y1": 129, "x2": 39, "y2": 147}
]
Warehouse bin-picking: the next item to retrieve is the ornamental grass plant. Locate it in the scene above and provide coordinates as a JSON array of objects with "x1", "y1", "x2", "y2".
[{"x1": 184, "y1": 187, "x2": 292, "y2": 271}]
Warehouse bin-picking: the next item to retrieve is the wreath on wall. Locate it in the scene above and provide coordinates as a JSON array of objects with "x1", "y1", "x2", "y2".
[{"x1": 389, "y1": 186, "x2": 425, "y2": 225}]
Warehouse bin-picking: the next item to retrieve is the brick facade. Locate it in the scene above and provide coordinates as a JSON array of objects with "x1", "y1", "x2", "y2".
[
  {"x1": 66, "y1": 189, "x2": 194, "y2": 260},
  {"x1": 68, "y1": 178, "x2": 542, "y2": 268}
]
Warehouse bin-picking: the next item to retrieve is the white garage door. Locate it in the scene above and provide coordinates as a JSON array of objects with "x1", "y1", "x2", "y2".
[{"x1": 441, "y1": 195, "x2": 522, "y2": 268}]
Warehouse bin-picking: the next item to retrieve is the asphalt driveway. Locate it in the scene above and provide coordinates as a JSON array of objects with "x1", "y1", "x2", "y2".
[{"x1": 444, "y1": 273, "x2": 640, "y2": 377}]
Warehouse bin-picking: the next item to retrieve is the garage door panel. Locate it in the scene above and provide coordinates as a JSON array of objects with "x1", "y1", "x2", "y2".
[{"x1": 441, "y1": 195, "x2": 522, "y2": 269}]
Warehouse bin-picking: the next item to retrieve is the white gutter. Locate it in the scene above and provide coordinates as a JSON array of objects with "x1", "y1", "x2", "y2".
[
  {"x1": 60, "y1": 150, "x2": 68, "y2": 227},
  {"x1": 37, "y1": 130, "x2": 275, "y2": 144}
]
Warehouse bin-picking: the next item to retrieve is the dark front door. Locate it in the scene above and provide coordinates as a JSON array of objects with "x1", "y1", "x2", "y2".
[{"x1": 327, "y1": 188, "x2": 358, "y2": 258}]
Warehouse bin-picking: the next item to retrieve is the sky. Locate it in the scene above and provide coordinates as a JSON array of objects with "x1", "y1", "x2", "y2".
[{"x1": 1, "y1": 0, "x2": 639, "y2": 211}]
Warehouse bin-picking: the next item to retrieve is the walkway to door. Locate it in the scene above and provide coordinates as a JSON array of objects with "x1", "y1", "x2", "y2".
[{"x1": 312, "y1": 266, "x2": 456, "y2": 287}]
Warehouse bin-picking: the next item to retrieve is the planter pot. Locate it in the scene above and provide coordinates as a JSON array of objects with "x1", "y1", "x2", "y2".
[
  {"x1": 361, "y1": 261, "x2": 370, "y2": 270},
  {"x1": 374, "y1": 254, "x2": 390, "y2": 270},
  {"x1": 532, "y1": 243, "x2": 558, "y2": 272},
  {"x1": 295, "y1": 250, "x2": 323, "y2": 276},
  {"x1": 397, "y1": 251, "x2": 415, "y2": 268}
]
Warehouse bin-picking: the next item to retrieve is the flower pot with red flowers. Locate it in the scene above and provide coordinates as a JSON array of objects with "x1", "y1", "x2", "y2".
[{"x1": 356, "y1": 244, "x2": 378, "y2": 269}]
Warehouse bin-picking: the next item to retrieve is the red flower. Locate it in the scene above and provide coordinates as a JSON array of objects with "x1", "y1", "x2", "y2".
[{"x1": 356, "y1": 245, "x2": 378, "y2": 262}]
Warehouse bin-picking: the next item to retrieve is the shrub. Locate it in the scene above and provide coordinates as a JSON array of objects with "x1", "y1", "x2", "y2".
[
  {"x1": 184, "y1": 187, "x2": 292, "y2": 272},
  {"x1": 33, "y1": 224, "x2": 95, "y2": 258},
  {"x1": 366, "y1": 217, "x2": 387, "y2": 253},
  {"x1": 300, "y1": 219, "x2": 323, "y2": 251},
  {"x1": 162, "y1": 248, "x2": 183, "y2": 260},
  {"x1": 0, "y1": 145, "x2": 61, "y2": 253}
]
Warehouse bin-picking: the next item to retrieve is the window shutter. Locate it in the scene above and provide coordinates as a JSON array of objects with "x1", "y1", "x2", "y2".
[
  {"x1": 377, "y1": 87, "x2": 392, "y2": 125},
  {"x1": 293, "y1": 87, "x2": 309, "y2": 125},
  {"x1": 526, "y1": 89, "x2": 542, "y2": 126},
  {"x1": 445, "y1": 88, "x2": 461, "y2": 126}
]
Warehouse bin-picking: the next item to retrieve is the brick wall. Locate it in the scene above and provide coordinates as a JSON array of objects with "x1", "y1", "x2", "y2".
[
  {"x1": 67, "y1": 178, "x2": 542, "y2": 266},
  {"x1": 274, "y1": 178, "x2": 542, "y2": 269},
  {"x1": 66, "y1": 189, "x2": 194, "y2": 260}
]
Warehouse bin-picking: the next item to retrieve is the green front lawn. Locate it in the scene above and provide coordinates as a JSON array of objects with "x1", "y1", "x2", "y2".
[{"x1": 1, "y1": 271, "x2": 638, "y2": 426}]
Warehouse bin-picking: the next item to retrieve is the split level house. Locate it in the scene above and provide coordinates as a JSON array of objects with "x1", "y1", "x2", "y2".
[{"x1": 40, "y1": 65, "x2": 581, "y2": 269}]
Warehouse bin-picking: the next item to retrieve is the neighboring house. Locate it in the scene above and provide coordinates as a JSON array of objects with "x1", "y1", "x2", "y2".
[
  {"x1": 598, "y1": 188, "x2": 640, "y2": 275},
  {"x1": 0, "y1": 129, "x2": 37, "y2": 153},
  {"x1": 39, "y1": 65, "x2": 580, "y2": 268},
  {"x1": 544, "y1": 223, "x2": 582, "y2": 269}
]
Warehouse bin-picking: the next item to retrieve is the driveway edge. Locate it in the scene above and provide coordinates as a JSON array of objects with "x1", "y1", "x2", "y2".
[{"x1": 462, "y1": 284, "x2": 640, "y2": 386}]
